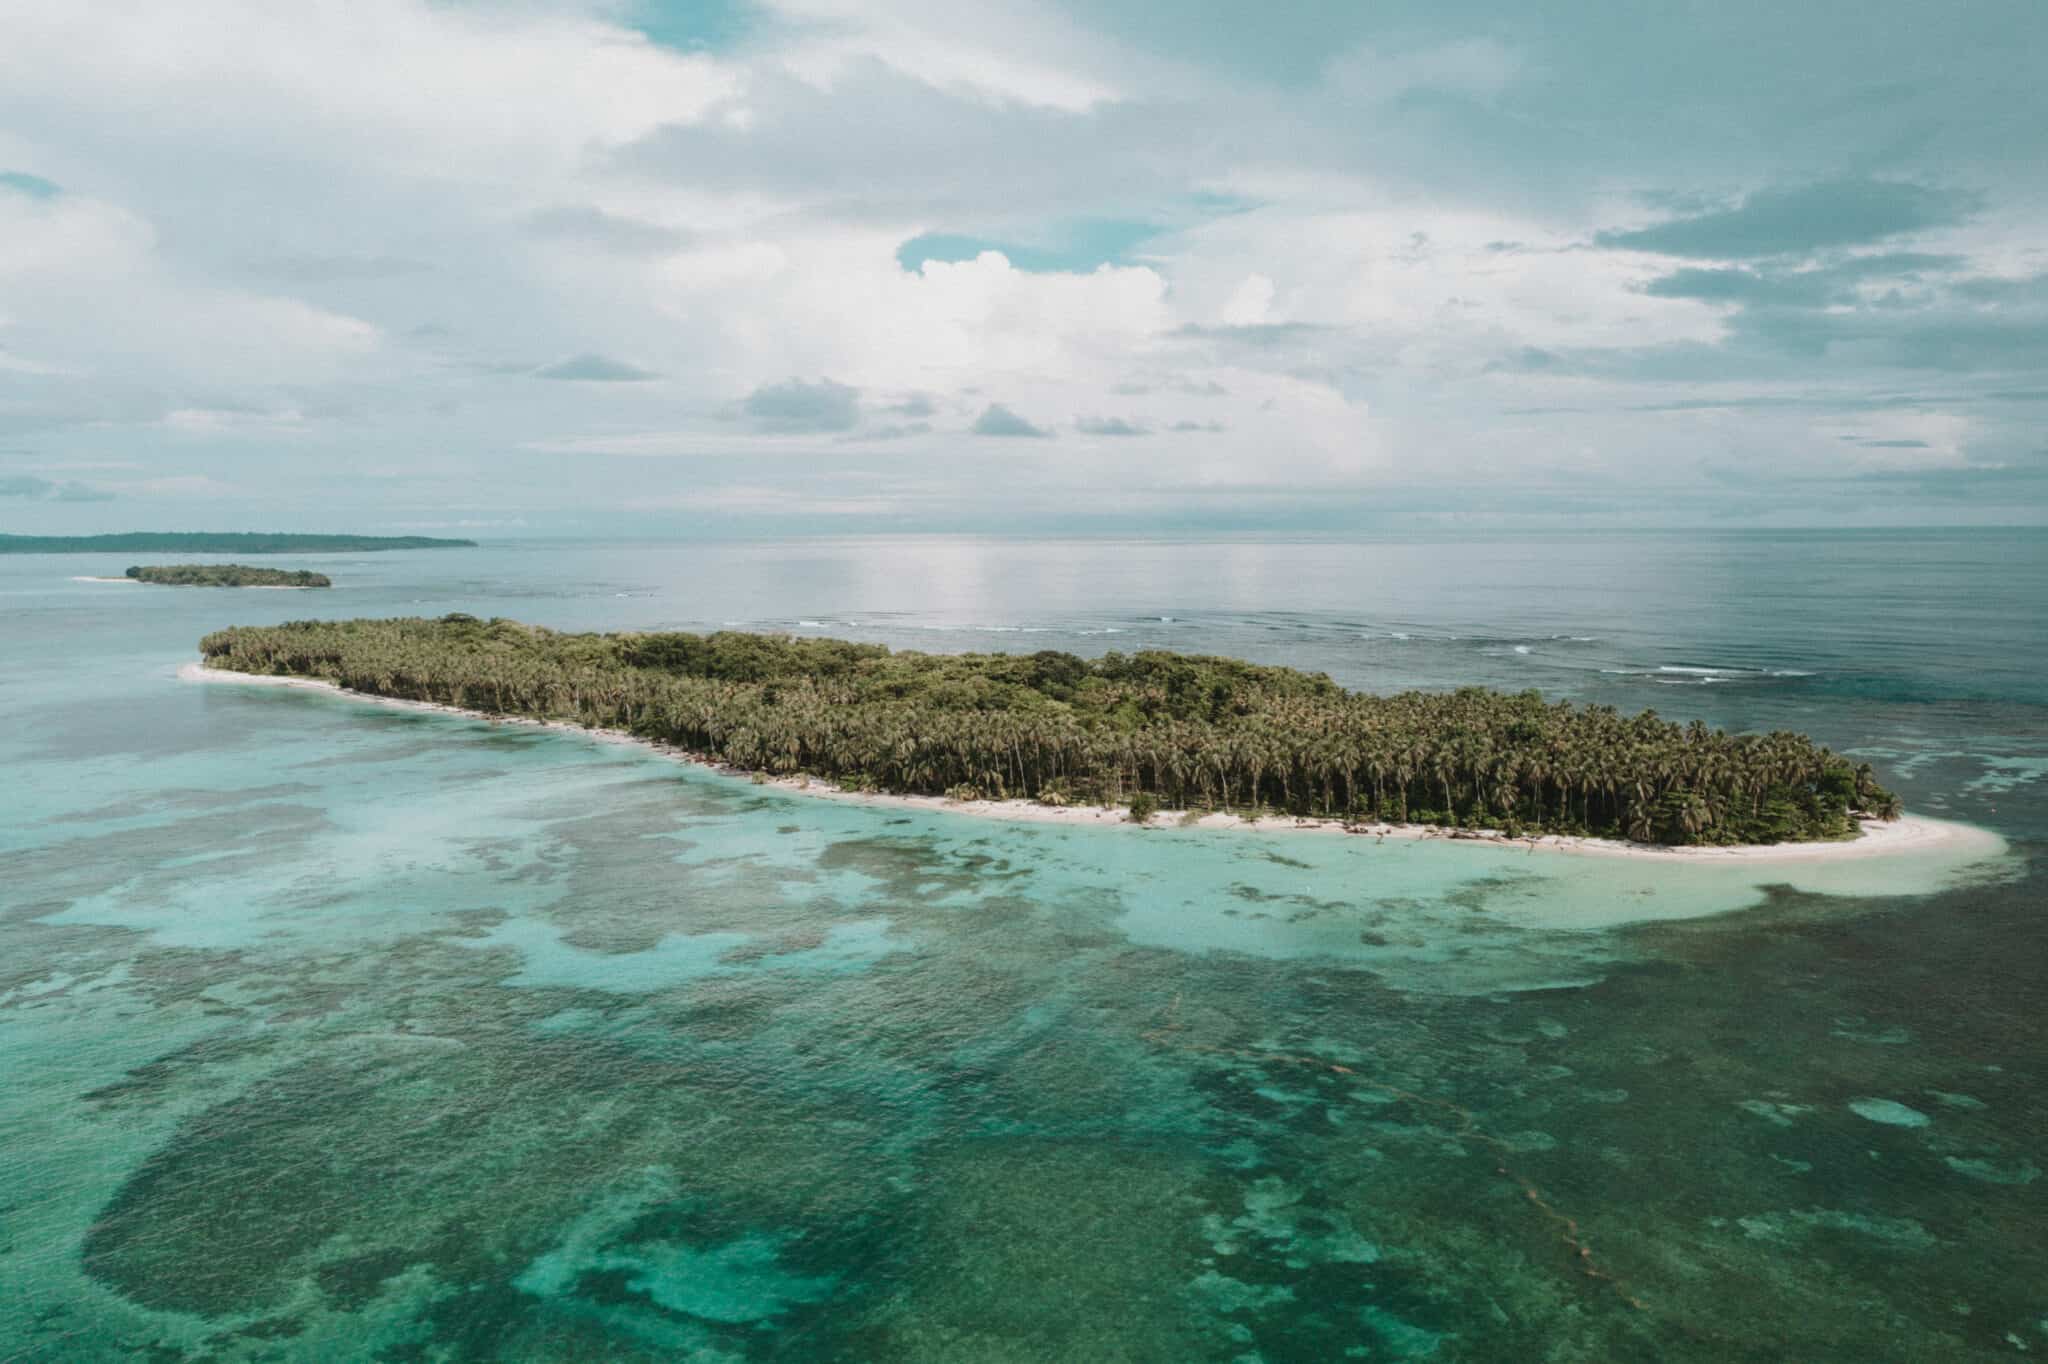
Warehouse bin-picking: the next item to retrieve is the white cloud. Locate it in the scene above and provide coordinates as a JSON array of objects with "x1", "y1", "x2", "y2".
[
  {"x1": 0, "y1": 1, "x2": 738, "y2": 180},
  {"x1": 159, "y1": 407, "x2": 308, "y2": 436},
  {"x1": 0, "y1": 192, "x2": 378, "y2": 393},
  {"x1": 0, "y1": 0, "x2": 2040, "y2": 526},
  {"x1": 1219, "y1": 274, "x2": 1275, "y2": 327},
  {"x1": 765, "y1": 0, "x2": 1127, "y2": 111}
]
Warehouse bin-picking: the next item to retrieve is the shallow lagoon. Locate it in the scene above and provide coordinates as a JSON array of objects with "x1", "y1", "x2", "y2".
[{"x1": 4, "y1": 533, "x2": 2045, "y2": 1361}]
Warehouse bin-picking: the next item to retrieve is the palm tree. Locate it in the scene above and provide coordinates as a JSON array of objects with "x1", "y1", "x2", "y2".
[{"x1": 195, "y1": 617, "x2": 1896, "y2": 846}]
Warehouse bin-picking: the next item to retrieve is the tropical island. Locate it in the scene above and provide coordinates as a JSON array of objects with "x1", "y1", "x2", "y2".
[
  {"x1": 197, "y1": 616, "x2": 1901, "y2": 847},
  {"x1": 128, "y1": 564, "x2": 331, "y2": 588},
  {"x1": 2, "y1": 532, "x2": 473, "y2": 554}
]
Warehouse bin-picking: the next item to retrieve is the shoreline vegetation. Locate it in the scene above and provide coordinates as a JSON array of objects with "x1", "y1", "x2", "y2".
[
  {"x1": 2, "y1": 532, "x2": 474, "y2": 554},
  {"x1": 175, "y1": 662, "x2": 1977, "y2": 865},
  {"x1": 198, "y1": 616, "x2": 1904, "y2": 849},
  {"x1": 128, "y1": 564, "x2": 331, "y2": 588}
]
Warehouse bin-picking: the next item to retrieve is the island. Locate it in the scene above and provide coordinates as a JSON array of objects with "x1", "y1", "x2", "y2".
[
  {"x1": 2, "y1": 532, "x2": 474, "y2": 554},
  {"x1": 128, "y1": 564, "x2": 331, "y2": 588},
  {"x1": 196, "y1": 617, "x2": 1902, "y2": 847}
]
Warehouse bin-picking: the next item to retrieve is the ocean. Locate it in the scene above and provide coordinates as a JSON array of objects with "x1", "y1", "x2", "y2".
[{"x1": 2, "y1": 530, "x2": 2043, "y2": 1361}]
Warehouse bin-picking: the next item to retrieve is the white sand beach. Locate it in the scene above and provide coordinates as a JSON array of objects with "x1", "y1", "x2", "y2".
[{"x1": 178, "y1": 660, "x2": 2003, "y2": 865}]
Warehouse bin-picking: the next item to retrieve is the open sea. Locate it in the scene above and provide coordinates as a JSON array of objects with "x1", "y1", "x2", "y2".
[{"x1": 2, "y1": 530, "x2": 2044, "y2": 1362}]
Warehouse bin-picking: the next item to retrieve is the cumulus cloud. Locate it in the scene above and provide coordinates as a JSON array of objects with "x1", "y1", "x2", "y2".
[
  {"x1": 972, "y1": 404, "x2": 1052, "y2": 437},
  {"x1": 742, "y1": 378, "x2": 861, "y2": 432},
  {"x1": 0, "y1": 190, "x2": 380, "y2": 407},
  {"x1": 1219, "y1": 274, "x2": 1276, "y2": 326},
  {"x1": 535, "y1": 354, "x2": 661, "y2": 382},
  {"x1": 1075, "y1": 416, "x2": 1147, "y2": 436},
  {"x1": 882, "y1": 393, "x2": 937, "y2": 418},
  {"x1": 0, "y1": 0, "x2": 2042, "y2": 526}
]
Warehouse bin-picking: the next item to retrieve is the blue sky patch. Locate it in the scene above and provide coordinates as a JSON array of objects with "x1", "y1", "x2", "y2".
[
  {"x1": 629, "y1": 0, "x2": 756, "y2": 53},
  {"x1": 898, "y1": 219, "x2": 1160, "y2": 275},
  {"x1": 0, "y1": 170, "x2": 60, "y2": 198}
]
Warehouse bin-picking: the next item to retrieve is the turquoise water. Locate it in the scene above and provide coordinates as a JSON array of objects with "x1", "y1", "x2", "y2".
[{"x1": 2, "y1": 532, "x2": 2044, "y2": 1361}]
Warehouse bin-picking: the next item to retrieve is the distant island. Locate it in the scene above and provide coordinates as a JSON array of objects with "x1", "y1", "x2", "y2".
[
  {"x1": 129, "y1": 564, "x2": 331, "y2": 588},
  {"x1": 2, "y1": 532, "x2": 474, "y2": 554},
  {"x1": 198, "y1": 617, "x2": 1901, "y2": 846}
]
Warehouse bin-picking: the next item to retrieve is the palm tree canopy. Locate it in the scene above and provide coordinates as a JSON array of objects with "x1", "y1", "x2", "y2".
[{"x1": 198, "y1": 617, "x2": 1896, "y2": 847}]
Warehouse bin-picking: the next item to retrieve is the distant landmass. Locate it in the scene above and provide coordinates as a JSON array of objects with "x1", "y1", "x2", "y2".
[
  {"x1": 128, "y1": 564, "x2": 331, "y2": 588},
  {"x1": 0, "y1": 532, "x2": 476, "y2": 554}
]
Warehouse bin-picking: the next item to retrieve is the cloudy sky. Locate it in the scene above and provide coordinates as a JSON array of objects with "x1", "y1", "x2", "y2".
[{"x1": 3, "y1": 0, "x2": 2044, "y2": 534}]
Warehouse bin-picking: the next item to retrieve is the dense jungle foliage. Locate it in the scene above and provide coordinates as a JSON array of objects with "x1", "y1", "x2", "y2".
[
  {"x1": 199, "y1": 616, "x2": 1902, "y2": 845},
  {"x1": 130, "y1": 564, "x2": 331, "y2": 587}
]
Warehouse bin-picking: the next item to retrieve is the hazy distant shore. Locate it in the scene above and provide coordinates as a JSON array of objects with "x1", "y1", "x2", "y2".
[
  {"x1": 178, "y1": 661, "x2": 1997, "y2": 865},
  {"x1": 7, "y1": 531, "x2": 473, "y2": 553}
]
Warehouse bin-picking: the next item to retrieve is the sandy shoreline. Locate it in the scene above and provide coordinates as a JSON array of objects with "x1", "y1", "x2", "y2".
[{"x1": 177, "y1": 661, "x2": 2000, "y2": 865}]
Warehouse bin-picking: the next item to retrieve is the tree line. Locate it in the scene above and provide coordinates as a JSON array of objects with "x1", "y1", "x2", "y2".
[
  {"x1": 132, "y1": 564, "x2": 331, "y2": 587},
  {"x1": 199, "y1": 616, "x2": 1901, "y2": 845}
]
